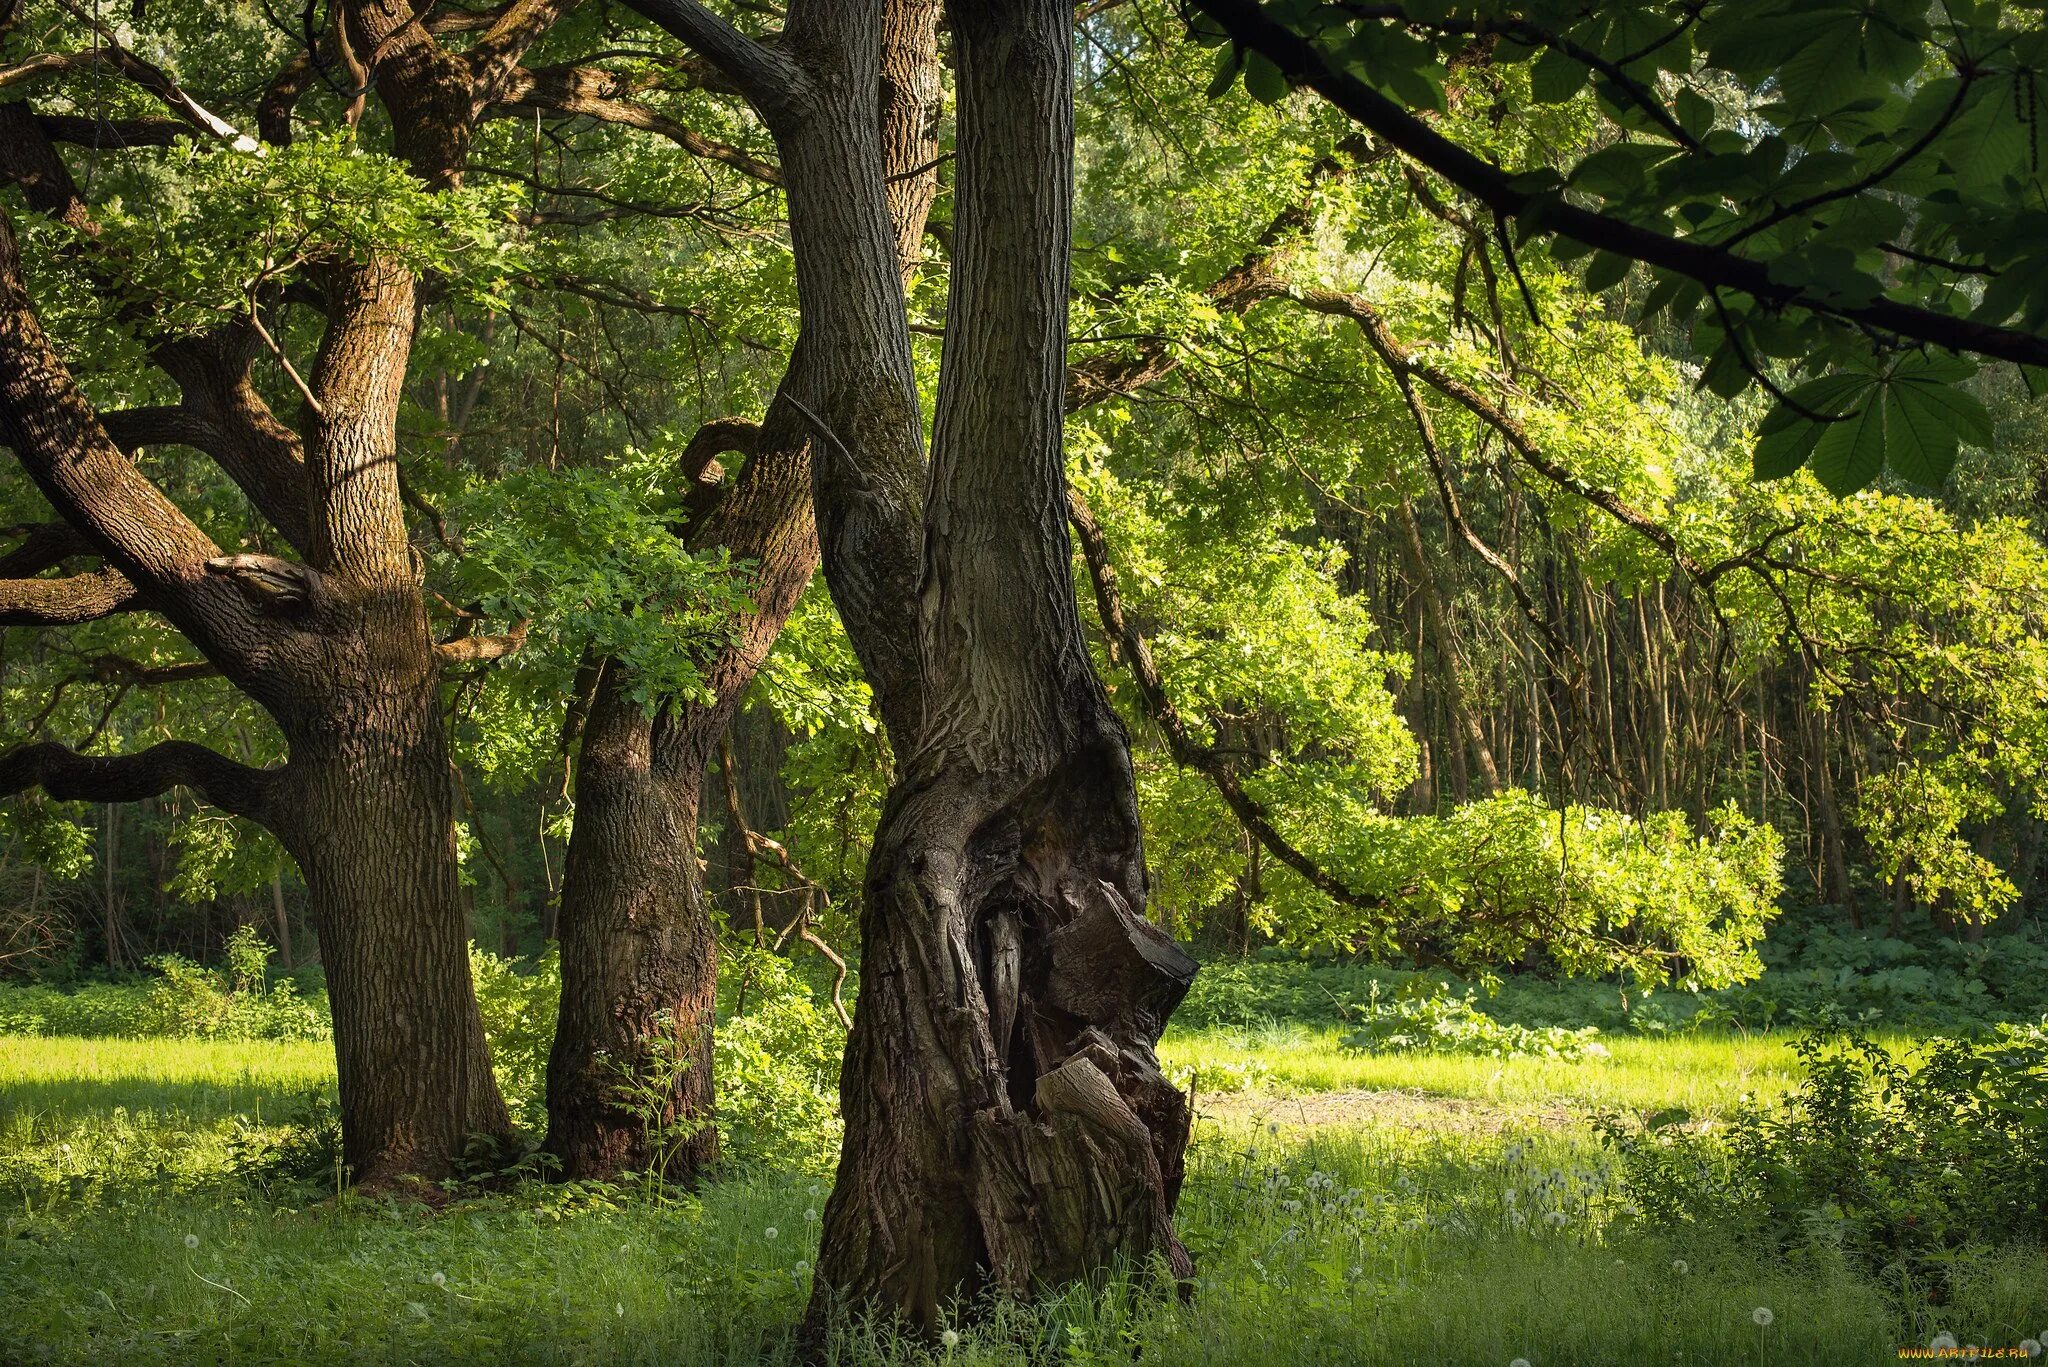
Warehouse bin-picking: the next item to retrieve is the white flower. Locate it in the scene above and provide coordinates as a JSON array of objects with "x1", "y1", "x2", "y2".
[
  {"x1": 183, "y1": 1233, "x2": 200, "y2": 1251},
  {"x1": 805, "y1": 1208, "x2": 819, "y2": 1223},
  {"x1": 764, "y1": 1226, "x2": 779, "y2": 1241},
  {"x1": 1752, "y1": 1307, "x2": 1774, "y2": 1328},
  {"x1": 430, "y1": 1272, "x2": 446, "y2": 1287},
  {"x1": 1930, "y1": 1333, "x2": 1958, "y2": 1350},
  {"x1": 2017, "y1": 1339, "x2": 2040, "y2": 1358},
  {"x1": 1671, "y1": 1259, "x2": 1689, "y2": 1276},
  {"x1": 941, "y1": 1329, "x2": 961, "y2": 1349}
]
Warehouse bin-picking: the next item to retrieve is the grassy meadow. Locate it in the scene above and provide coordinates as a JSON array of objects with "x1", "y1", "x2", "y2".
[{"x1": 3, "y1": 1025, "x2": 2043, "y2": 1365}]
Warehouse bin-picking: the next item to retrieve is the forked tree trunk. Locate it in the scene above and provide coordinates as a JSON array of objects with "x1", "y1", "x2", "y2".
[
  {"x1": 545, "y1": 673, "x2": 721, "y2": 1178},
  {"x1": 807, "y1": 0, "x2": 1196, "y2": 1331},
  {"x1": 544, "y1": 0, "x2": 941, "y2": 1182}
]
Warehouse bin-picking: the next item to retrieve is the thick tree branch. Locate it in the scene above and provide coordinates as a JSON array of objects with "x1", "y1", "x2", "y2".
[
  {"x1": 467, "y1": 0, "x2": 589, "y2": 105},
  {"x1": 0, "y1": 567, "x2": 137, "y2": 625},
  {"x1": 621, "y1": 0, "x2": 809, "y2": 128},
  {"x1": 434, "y1": 620, "x2": 528, "y2": 664},
  {"x1": 0, "y1": 211, "x2": 232, "y2": 615},
  {"x1": 0, "y1": 521, "x2": 93, "y2": 577},
  {"x1": 46, "y1": 0, "x2": 260, "y2": 147},
  {"x1": 1189, "y1": 0, "x2": 2048, "y2": 368},
  {"x1": 0, "y1": 740, "x2": 283, "y2": 824}
]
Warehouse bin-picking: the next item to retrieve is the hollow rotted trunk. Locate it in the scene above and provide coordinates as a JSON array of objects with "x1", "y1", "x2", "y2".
[
  {"x1": 544, "y1": 673, "x2": 719, "y2": 1178},
  {"x1": 808, "y1": 0, "x2": 1196, "y2": 1330},
  {"x1": 277, "y1": 670, "x2": 511, "y2": 1187}
]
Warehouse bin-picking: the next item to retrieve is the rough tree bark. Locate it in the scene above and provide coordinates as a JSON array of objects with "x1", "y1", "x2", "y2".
[
  {"x1": 621, "y1": 0, "x2": 1198, "y2": 1332},
  {"x1": 808, "y1": 1, "x2": 1196, "y2": 1325},
  {"x1": 0, "y1": 0, "x2": 631, "y2": 1183},
  {"x1": 544, "y1": 0, "x2": 943, "y2": 1181}
]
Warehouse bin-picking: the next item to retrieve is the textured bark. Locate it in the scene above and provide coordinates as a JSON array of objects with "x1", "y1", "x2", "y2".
[
  {"x1": 804, "y1": 0, "x2": 1196, "y2": 1332},
  {"x1": 274, "y1": 685, "x2": 511, "y2": 1185},
  {"x1": 0, "y1": 1, "x2": 531, "y2": 1184},
  {"x1": 545, "y1": 671, "x2": 722, "y2": 1178},
  {"x1": 545, "y1": 0, "x2": 942, "y2": 1181}
]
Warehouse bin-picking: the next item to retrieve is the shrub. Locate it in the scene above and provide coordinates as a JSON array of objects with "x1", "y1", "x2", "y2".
[
  {"x1": 0, "y1": 929, "x2": 326, "y2": 1041},
  {"x1": 1342, "y1": 980, "x2": 1607, "y2": 1061},
  {"x1": 1601, "y1": 1023, "x2": 2048, "y2": 1288},
  {"x1": 715, "y1": 944, "x2": 843, "y2": 1169},
  {"x1": 470, "y1": 945, "x2": 561, "y2": 1131}
]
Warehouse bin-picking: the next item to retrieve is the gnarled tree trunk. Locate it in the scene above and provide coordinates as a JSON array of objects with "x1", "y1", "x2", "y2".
[{"x1": 803, "y1": 0, "x2": 1196, "y2": 1330}]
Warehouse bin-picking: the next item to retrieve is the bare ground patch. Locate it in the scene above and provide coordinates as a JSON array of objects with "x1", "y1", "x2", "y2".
[{"x1": 1194, "y1": 1087, "x2": 1578, "y2": 1136}]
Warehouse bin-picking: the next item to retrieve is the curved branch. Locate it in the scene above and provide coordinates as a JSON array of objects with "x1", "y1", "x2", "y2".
[
  {"x1": 0, "y1": 522, "x2": 93, "y2": 577},
  {"x1": 1190, "y1": 0, "x2": 2048, "y2": 368},
  {"x1": 1068, "y1": 486, "x2": 1393, "y2": 913},
  {"x1": 0, "y1": 740, "x2": 283, "y2": 824},
  {"x1": 490, "y1": 65, "x2": 782, "y2": 183},
  {"x1": 621, "y1": 0, "x2": 809, "y2": 129},
  {"x1": 434, "y1": 620, "x2": 529, "y2": 664}
]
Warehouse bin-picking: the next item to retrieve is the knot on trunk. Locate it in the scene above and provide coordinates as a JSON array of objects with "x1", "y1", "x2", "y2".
[{"x1": 205, "y1": 553, "x2": 325, "y2": 614}]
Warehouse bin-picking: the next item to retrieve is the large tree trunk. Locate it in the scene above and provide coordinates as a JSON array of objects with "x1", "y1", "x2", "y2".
[
  {"x1": 278, "y1": 680, "x2": 510, "y2": 1185},
  {"x1": 544, "y1": 672, "x2": 720, "y2": 1178},
  {"x1": 544, "y1": 0, "x2": 941, "y2": 1183},
  {"x1": 807, "y1": 0, "x2": 1195, "y2": 1331}
]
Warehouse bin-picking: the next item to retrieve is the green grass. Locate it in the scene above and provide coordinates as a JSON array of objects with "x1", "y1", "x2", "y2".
[
  {"x1": 1162, "y1": 1023, "x2": 1809, "y2": 1115},
  {"x1": 3, "y1": 1031, "x2": 2044, "y2": 1365}
]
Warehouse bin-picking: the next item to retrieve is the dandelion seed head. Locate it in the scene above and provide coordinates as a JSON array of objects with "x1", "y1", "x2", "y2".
[
  {"x1": 1751, "y1": 1307, "x2": 1774, "y2": 1328},
  {"x1": 183, "y1": 1233, "x2": 200, "y2": 1251},
  {"x1": 764, "y1": 1226, "x2": 779, "y2": 1241},
  {"x1": 941, "y1": 1329, "x2": 961, "y2": 1349},
  {"x1": 1930, "y1": 1334, "x2": 1959, "y2": 1350},
  {"x1": 1671, "y1": 1259, "x2": 1689, "y2": 1276},
  {"x1": 805, "y1": 1208, "x2": 819, "y2": 1223},
  {"x1": 430, "y1": 1272, "x2": 446, "y2": 1287},
  {"x1": 1509, "y1": 1358, "x2": 1532, "y2": 1367},
  {"x1": 2016, "y1": 1339, "x2": 2039, "y2": 1358}
]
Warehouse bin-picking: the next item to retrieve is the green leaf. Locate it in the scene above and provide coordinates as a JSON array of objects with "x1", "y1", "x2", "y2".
[
  {"x1": 1243, "y1": 52, "x2": 1289, "y2": 105},
  {"x1": 1700, "y1": 342, "x2": 1752, "y2": 399},
  {"x1": 1753, "y1": 415, "x2": 1825, "y2": 479},
  {"x1": 1674, "y1": 88, "x2": 1715, "y2": 140},
  {"x1": 1808, "y1": 400, "x2": 1887, "y2": 494},
  {"x1": 1582, "y1": 250, "x2": 1632, "y2": 293},
  {"x1": 1881, "y1": 383, "x2": 1961, "y2": 486},
  {"x1": 1529, "y1": 45, "x2": 1585, "y2": 104},
  {"x1": 1205, "y1": 46, "x2": 1243, "y2": 100}
]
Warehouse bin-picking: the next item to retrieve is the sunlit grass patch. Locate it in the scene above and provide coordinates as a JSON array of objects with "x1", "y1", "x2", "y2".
[
  {"x1": 1162, "y1": 1023, "x2": 1808, "y2": 1116},
  {"x1": 2, "y1": 1032, "x2": 2042, "y2": 1365}
]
